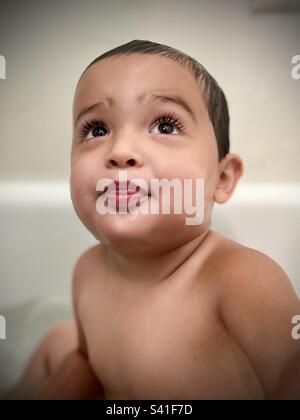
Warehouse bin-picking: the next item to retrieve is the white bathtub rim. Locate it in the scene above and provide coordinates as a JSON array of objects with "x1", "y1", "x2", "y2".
[{"x1": 0, "y1": 182, "x2": 300, "y2": 207}]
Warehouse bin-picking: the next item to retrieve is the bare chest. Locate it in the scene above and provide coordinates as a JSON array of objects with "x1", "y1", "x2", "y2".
[{"x1": 79, "y1": 278, "x2": 262, "y2": 399}]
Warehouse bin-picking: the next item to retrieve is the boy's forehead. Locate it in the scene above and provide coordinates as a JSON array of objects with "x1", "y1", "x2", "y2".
[{"x1": 73, "y1": 55, "x2": 205, "y2": 119}]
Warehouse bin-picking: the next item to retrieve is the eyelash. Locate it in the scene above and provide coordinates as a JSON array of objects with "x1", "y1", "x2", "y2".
[{"x1": 79, "y1": 112, "x2": 185, "y2": 142}]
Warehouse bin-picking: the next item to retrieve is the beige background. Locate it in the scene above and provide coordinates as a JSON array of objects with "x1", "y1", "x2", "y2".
[{"x1": 0, "y1": 0, "x2": 299, "y2": 184}]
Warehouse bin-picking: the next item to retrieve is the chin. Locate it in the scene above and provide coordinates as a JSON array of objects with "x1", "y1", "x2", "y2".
[
  {"x1": 92, "y1": 210, "x2": 189, "y2": 250},
  {"x1": 94, "y1": 211, "x2": 157, "y2": 240}
]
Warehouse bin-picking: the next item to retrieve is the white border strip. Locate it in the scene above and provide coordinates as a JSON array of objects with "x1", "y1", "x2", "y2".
[{"x1": 0, "y1": 182, "x2": 300, "y2": 207}]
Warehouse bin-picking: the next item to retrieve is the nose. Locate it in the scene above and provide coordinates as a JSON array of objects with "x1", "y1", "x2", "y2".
[{"x1": 104, "y1": 134, "x2": 143, "y2": 169}]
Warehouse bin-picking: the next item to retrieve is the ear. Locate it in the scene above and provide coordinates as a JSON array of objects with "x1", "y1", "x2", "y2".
[{"x1": 214, "y1": 153, "x2": 244, "y2": 204}]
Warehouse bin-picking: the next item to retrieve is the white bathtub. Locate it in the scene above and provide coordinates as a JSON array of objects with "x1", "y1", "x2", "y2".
[{"x1": 0, "y1": 182, "x2": 300, "y2": 395}]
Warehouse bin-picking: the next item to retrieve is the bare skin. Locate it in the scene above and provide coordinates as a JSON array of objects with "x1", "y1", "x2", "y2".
[
  {"x1": 6, "y1": 53, "x2": 300, "y2": 399},
  {"x1": 3, "y1": 321, "x2": 103, "y2": 400},
  {"x1": 71, "y1": 234, "x2": 300, "y2": 399},
  {"x1": 8, "y1": 231, "x2": 300, "y2": 399}
]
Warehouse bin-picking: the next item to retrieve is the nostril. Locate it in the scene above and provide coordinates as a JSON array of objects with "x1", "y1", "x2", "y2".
[{"x1": 127, "y1": 159, "x2": 135, "y2": 166}]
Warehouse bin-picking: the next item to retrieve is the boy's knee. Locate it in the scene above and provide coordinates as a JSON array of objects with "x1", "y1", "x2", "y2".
[
  {"x1": 45, "y1": 321, "x2": 77, "y2": 344},
  {"x1": 42, "y1": 320, "x2": 78, "y2": 374}
]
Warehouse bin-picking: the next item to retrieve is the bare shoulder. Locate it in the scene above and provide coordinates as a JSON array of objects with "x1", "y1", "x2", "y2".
[
  {"x1": 72, "y1": 242, "x2": 105, "y2": 309},
  {"x1": 207, "y1": 231, "x2": 300, "y2": 398},
  {"x1": 73, "y1": 243, "x2": 104, "y2": 278},
  {"x1": 72, "y1": 243, "x2": 105, "y2": 292},
  {"x1": 205, "y1": 230, "x2": 296, "y2": 295}
]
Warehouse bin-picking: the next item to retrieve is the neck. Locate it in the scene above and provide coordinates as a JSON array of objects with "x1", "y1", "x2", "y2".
[{"x1": 102, "y1": 229, "x2": 213, "y2": 288}]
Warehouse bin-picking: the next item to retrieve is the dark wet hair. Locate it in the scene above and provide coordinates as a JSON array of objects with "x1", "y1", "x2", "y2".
[{"x1": 80, "y1": 39, "x2": 230, "y2": 161}]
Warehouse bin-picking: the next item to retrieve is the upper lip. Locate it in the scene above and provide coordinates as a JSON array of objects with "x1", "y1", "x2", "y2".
[{"x1": 98, "y1": 180, "x2": 150, "y2": 196}]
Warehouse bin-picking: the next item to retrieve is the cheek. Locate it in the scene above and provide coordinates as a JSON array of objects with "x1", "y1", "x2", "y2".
[
  {"x1": 191, "y1": 139, "x2": 219, "y2": 198},
  {"x1": 156, "y1": 154, "x2": 217, "y2": 191},
  {"x1": 70, "y1": 157, "x2": 97, "y2": 213},
  {"x1": 159, "y1": 150, "x2": 218, "y2": 212}
]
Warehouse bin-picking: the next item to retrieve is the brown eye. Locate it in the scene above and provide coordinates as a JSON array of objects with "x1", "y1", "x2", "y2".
[
  {"x1": 151, "y1": 113, "x2": 185, "y2": 136},
  {"x1": 80, "y1": 119, "x2": 109, "y2": 141},
  {"x1": 156, "y1": 121, "x2": 176, "y2": 135},
  {"x1": 87, "y1": 125, "x2": 108, "y2": 140}
]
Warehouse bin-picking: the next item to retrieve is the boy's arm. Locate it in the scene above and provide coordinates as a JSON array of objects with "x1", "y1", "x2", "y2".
[
  {"x1": 35, "y1": 250, "x2": 104, "y2": 400},
  {"x1": 219, "y1": 247, "x2": 300, "y2": 400}
]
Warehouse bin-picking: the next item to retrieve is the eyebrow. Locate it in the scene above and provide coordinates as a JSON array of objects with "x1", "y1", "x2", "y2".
[{"x1": 75, "y1": 93, "x2": 197, "y2": 125}]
